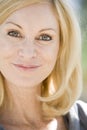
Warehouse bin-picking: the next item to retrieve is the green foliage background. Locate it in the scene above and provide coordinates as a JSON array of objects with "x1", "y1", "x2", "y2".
[
  {"x1": 78, "y1": 0, "x2": 87, "y2": 101},
  {"x1": 70, "y1": 0, "x2": 87, "y2": 101},
  {"x1": 81, "y1": 4, "x2": 87, "y2": 79}
]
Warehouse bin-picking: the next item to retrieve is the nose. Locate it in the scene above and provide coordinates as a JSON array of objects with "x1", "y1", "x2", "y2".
[{"x1": 18, "y1": 40, "x2": 37, "y2": 59}]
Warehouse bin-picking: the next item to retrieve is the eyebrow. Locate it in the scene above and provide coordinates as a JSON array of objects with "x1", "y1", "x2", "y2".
[
  {"x1": 39, "y1": 28, "x2": 57, "y2": 33},
  {"x1": 6, "y1": 21, "x2": 22, "y2": 29},
  {"x1": 6, "y1": 21, "x2": 57, "y2": 33}
]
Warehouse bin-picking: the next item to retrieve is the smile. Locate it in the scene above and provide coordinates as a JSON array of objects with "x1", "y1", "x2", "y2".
[{"x1": 12, "y1": 63, "x2": 41, "y2": 71}]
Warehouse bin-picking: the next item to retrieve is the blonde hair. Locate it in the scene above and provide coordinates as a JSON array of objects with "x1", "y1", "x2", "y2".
[{"x1": 0, "y1": 0, "x2": 82, "y2": 119}]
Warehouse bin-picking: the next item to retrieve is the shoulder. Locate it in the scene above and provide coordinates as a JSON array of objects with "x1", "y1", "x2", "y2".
[
  {"x1": 70, "y1": 100, "x2": 87, "y2": 118},
  {"x1": 75, "y1": 100, "x2": 87, "y2": 128},
  {"x1": 65, "y1": 100, "x2": 87, "y2": 130},
  {"x1": 76, "y1": 100, "x2": 87, "y2": 116}
]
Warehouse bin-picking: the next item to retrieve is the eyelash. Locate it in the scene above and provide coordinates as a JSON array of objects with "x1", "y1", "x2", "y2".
[
  {"x1": 7, "y1": 30, "x2": 22, "y2": 38},
  {"x1": 37, "y1": 34, "x2": 52, "y2": 41},
  {"x1": 7, "y1": 30, "x2": 52, "y2": 41}
]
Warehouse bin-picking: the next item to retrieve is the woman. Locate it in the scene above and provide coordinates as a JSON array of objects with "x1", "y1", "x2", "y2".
[{"x1": 0, "y1": 0, "x2": 87, "y2": 130}]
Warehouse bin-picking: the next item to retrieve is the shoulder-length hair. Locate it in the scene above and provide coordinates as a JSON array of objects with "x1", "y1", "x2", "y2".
[{"x1": 0, "y1": 0, "x2": 82, "y2": 119}]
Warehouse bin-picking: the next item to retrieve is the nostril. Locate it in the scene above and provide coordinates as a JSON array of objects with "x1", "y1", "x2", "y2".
[{"x1": 18, "y1": 47, "x2": 37, "y2": 59}]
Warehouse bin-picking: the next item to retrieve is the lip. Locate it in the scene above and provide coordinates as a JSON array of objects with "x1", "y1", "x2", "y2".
[{"x1": 12, "y1": 63, "x2": 41, "y2": 71}]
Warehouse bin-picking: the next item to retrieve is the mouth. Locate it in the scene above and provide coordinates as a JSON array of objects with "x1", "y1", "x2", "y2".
[{"x1": 12, "y1": 63, "x2": 41, "y2": 71}]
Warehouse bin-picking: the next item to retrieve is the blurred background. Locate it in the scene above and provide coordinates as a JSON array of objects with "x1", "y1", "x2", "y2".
[{"x1": 70, "y1": 0, "x2": 87, "y2": 102}]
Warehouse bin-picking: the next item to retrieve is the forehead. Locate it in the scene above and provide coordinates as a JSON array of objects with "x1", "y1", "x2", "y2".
[{"x1": 4, "y1": 3, "x2": 58, "y2": 30}]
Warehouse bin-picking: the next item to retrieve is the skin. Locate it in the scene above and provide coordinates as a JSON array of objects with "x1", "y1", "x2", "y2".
[
  {"x1": 0, "y1": 3, "x2": 59, "y2": 88},
  {"x1": 0, "y1": 2, "x2": 67, "y2": 130}
]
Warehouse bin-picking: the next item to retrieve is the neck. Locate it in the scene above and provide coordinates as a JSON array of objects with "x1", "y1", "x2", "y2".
[
  {"x1": 0, "y1": 80, "x2": 68, "y2": 130},
  {"x1": 0, "y1": 80, "x2": 43, "y2": 126}
]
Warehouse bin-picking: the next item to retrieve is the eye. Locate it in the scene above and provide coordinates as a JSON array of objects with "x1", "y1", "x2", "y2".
[
  {"x1": 7, "y1": 30, "x2": 22, "y2": 38},
  {"x1": 38, "y1": 34, "x2": 52, "y2": 41}
]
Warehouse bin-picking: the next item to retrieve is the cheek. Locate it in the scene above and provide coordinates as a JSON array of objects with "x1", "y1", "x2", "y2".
[
  {"x1": 42, "y1": 46, "x2": 58, "y2": 69},
  {"x1": 45, "y1": 45, "x2": 59, "y2": 62},
  {"x1": 0, "y1": 39, "x2": 17, "y2": 58}
]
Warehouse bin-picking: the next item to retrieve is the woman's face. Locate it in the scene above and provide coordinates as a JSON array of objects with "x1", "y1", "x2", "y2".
[{"x1": 0, "y1": 3, "x2": 59, "y2": 88}]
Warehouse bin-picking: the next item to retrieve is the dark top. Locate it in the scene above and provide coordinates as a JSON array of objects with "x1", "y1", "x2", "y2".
[
  {"x1": 64, "y1": 100, "x2": 87, "y2": 130},
  {"x1": 0, "y1": 100, "x2": 87, "y2": 130}
]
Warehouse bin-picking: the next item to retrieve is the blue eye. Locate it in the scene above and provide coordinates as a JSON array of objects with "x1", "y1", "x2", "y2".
[
  {"x1": 8, "y1": 30, "x2": 22, "y2": 38},
  {"x1": 39, "y1": 34, "x2": 52, "y2": 41}
]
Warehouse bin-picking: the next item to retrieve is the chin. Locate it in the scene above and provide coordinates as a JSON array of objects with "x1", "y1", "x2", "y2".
[{"x1": 6, "y1": 78, "x2": 41, "y2": 88}]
